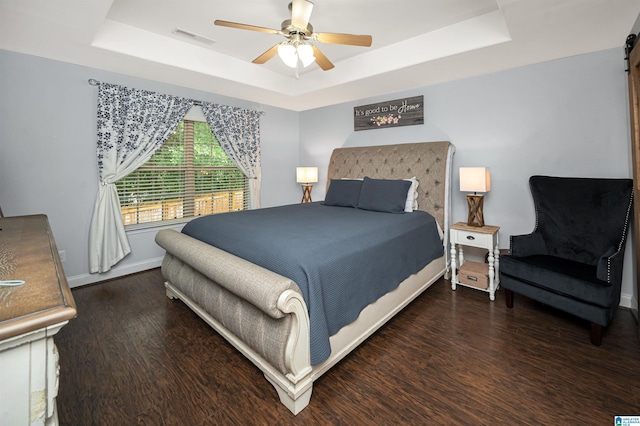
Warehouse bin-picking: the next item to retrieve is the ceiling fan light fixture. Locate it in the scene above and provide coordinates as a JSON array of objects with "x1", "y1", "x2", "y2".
[
  {"x1": 277, "y1": 42, "x2": 316, "y2": 68},
  {"x1": 214, "y1": 0, "x2": 370, "y2": 73},
  {"x1": 297, "y1": 43, "x2": 316, "y2": 67},
  {"x1": 277, "y1": 43, "x2": 298, "y2": 68}
]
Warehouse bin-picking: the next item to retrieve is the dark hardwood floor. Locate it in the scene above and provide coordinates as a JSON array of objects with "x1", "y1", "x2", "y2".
[{"x1": 56, "y1": 268, "x2": 640, "y2": 425}]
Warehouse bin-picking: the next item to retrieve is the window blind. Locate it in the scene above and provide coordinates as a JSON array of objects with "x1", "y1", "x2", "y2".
[{"x1": 116, "y1": 120, "x2": 249, "y2": 225}]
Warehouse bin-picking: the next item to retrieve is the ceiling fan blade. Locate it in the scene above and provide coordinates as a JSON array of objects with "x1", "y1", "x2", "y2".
[
  {"x1": 214, "y1": 20, "x2": 280, "y2": 35},
  {"x1": 291, "y1": 0, "x2": 314, "y2": 30},
  {"x1": 252, "y1": 44, "x2": 280, "y2": 64},
  {"x1": 315, "y1": 32, "x2": 372, "y2": 47},
  {"x1": 312, "y1": 45, "x2": 334, "y2": 71}
]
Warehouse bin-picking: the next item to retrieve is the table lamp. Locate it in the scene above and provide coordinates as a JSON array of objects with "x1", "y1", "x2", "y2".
[
  {"x1": 459, "y1": 167, "x2": 491, "y2": 227},
  {"x1": 296, "y1": 167, "x2": 318, "y2": 203}
]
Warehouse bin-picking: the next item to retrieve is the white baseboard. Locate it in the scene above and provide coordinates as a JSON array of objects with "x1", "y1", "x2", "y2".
[
  {"x1": 66, "y1": 256, "x2": 164, "y2": 288},
  {"x1": 620, "y1": 292, "x2": 636, "y2": 310}
]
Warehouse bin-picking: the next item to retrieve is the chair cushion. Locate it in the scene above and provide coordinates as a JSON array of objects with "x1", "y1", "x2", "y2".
[{"x1": 500, "y1": 254, "x2": 614, "y2": 308}]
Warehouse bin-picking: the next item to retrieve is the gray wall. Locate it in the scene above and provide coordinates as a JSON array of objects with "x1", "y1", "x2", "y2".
[
  {"x1": 299, "y1": 47, "x2": 636, "y2": 308},
  {"x1": 0, "y1": 49, "x2": 300, "y2": 286}
]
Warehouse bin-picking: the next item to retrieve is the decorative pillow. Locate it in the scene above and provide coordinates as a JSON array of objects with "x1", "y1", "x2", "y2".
[
  {"x1": 357, "y1": 177, "x2": 412, "y2": 213},
  {"x1": 404, "y1": 177, "x2": 419, "y2": 212},
  {"x1": 342, "y1": 177, "x2": 418, "y2": 212},
  {"x1": 323, "y1": 179, "x2": 363, "y2": 207}
]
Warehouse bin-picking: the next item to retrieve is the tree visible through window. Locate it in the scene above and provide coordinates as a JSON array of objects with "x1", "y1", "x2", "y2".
[{"x1": 116, "y1": 120, "x2": 249, "y2": 225}]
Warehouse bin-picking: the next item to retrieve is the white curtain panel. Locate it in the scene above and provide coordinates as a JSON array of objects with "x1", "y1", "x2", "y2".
[
  {"x1": 89, "y1": 83, "x2": 193, "y2": 273},
  {"x1": 201, "y1": 103, "x2": 262, "y2": 210}
]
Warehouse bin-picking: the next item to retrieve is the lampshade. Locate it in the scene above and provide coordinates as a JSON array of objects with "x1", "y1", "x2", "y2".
[
  {"x1": 296, "y1": 167, "x2": 318, "y2": 184},
  {"x1": 297, "y1": 44, "x2": 316, "y2": 67},
  {"x1": 278, "y1": 43, "x2": 298, "y2": 68},
  {"x1": 460, "y1": 167, "x2": 491, "y2": 193}
]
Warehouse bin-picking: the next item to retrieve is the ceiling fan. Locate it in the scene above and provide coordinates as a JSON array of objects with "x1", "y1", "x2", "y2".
[{"x1": 214, "y1": 0, "x2": 373, "y2": 72}]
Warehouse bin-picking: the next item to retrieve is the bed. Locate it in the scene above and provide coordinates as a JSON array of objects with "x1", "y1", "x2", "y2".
[{"x1": 155, "y1": 141, "x2": 455, "y2": 414}]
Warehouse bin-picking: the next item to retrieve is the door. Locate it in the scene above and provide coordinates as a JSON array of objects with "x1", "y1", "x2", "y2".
[{"x1": 626, "y1": 34, "x2": 640, "y2": 330}]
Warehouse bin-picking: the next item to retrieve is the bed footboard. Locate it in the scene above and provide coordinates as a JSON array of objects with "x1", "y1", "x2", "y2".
[{"x1": 155, "y1": 229, "x2": 313, "y2": 413}]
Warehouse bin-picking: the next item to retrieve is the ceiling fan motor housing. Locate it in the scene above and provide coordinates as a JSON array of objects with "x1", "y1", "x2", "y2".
[{"x1": 281, "y1": 19, "x2": 313, "y2": 38}]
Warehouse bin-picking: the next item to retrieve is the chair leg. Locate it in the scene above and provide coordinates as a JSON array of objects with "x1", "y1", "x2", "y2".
[
  {"x1": 590, "y1": 322, "x2": 603, "y2": 346},
  {"x1": 505, "y1": 289, "x2": 514, "y2": 308}
]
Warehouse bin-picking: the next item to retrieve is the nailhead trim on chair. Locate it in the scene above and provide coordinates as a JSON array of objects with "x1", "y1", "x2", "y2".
[
  {"x1": 531, "y1": 177, "x2": 541, "y2": 233},
  {"x1": 606, "y1": 191, "x2": 634, "y2": 283}
]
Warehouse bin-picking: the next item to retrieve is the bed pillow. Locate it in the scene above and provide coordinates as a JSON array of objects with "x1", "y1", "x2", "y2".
[
  {"x1": 342, "y1": 177, "x2": 418, "y2": 212},
  {"x1": 357, "y1": 177, "x2": 412, "y2": 213},
  {"x1": 404, "y1": 177, "x2": 419, "y2": 212},
  {"x1": 338, "y1": 177, "x2": 418, "y2": 212},
  {"x1": 323, "y1": 179, "x2": 363, "y2": 207}
]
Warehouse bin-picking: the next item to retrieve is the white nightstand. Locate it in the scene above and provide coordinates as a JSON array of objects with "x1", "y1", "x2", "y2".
[{"x1": 450, "y1": 222, "x2": 500, "y2": 301}]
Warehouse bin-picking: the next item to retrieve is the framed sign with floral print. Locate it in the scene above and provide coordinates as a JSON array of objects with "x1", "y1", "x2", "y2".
[{"x1": 354, "y1": 95, "x2": 424, "y2": 131}]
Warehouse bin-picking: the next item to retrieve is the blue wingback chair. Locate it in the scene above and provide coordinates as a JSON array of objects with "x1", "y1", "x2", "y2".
[{"x1": 499, "y1": 176, "x2": 633, "y2": 345}]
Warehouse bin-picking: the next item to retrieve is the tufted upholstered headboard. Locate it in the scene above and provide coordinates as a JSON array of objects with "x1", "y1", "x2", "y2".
[{"x1": 326, "y1": 141, "x2": 455, "y2": 236}]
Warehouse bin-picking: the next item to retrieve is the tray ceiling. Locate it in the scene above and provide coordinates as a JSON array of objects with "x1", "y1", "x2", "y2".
[{"x1": 1, "y1": 0, "x2": 638, "y2": 111}]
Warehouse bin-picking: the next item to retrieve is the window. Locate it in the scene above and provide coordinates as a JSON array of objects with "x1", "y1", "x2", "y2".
[{"x1": 116, "y1": 120, "x2": 249, "y2": 226}]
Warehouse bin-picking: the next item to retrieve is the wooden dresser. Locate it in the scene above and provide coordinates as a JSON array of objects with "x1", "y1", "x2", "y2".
[{"x1": 0, "y1": 215, "x2": 77, "y2": 425}]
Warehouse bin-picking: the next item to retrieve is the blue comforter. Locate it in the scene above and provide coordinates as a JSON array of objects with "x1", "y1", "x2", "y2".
[{"x1": 181, "y1": 202, "x2": 443, "y2": 365}]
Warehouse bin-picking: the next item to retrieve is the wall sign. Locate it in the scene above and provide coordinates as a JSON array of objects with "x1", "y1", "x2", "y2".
[{"x1": 354, "y1": 95, "x2": 424, "y2": 131}]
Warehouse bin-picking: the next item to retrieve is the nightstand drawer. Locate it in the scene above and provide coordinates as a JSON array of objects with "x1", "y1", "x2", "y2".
[{"x1": 451, "y1": 229, "x2": 492, "y2": 248}]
